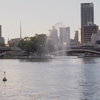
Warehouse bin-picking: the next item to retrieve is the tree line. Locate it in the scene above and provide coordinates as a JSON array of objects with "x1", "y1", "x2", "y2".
[{"x1": 18, "y1": 34, "x2": 54, "y2": 55}]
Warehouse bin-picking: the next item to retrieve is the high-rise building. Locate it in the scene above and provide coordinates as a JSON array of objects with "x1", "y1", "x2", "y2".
[
  {"x1": 0, "y1": 25, "x2": 5, "y2": 44},
  {"x1": 74, "y1": 31, "x2": 78, "y2": 44},
  {"x1": 49, "y1": 26, "x2": 58, "y2": 49},
  {"x1": 81, "y1": 23, "x2": 98, "y2": 44},
  {"x1": 59, "y1": 27, "x2": 70, "y2": 45},
  {"x1": 59, "y1": 27, "x2": 66, "y2": 43},
  {"x1": 78, "y1": 28, "x2": 81, "y2": 44},
  {"x1": 81, "y1": 3, "x2": 94, "y2": 27},
  {"x1": 81, "y1": 3, "x2": 96, "y2": 44}
]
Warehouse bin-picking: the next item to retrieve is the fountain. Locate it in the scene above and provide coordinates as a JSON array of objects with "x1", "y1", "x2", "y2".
[
  {"x1": 48, "y1": 22, "x2": 70, "y2": 56},
  {"x1": 43, "y1": 22, "x2": 70, "y2": 56}
]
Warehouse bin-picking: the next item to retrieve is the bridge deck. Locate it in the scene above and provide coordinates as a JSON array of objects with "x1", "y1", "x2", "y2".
[{"x1": 50, "y1": 49, "x2": 100, "y2": 55}]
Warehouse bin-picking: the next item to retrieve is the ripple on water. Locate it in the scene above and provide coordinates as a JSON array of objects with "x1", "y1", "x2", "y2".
[{"x1": 0, "y1": 57, "x2": 100, "y2": 99}]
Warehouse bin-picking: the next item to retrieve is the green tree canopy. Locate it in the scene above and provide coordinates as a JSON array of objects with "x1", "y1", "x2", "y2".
[
  {"x1": 18, "y1": 34, "x2": 54, "y2": 54},
  {"x1": 0, "y1": 42, "x2": 5, "y2": 47}
]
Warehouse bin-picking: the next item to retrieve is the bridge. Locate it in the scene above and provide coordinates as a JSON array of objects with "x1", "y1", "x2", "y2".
[
  {"x1": 0, "y1": 47, "x2": 12, "y2": 57},
  {"x1": 49, "y1": 48, "x2": 100, "y2": 55},
  {"x1": 0, "y1": 47, "x2": 12, "y2": 53},
  {"x1": 0, "y1": 47, "x2": 100, "y2": 57}
]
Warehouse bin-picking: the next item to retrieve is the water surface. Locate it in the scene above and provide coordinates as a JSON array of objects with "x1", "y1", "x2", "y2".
[{"x1": 0, "y1": 56, "x2": 100, "y2": 100}]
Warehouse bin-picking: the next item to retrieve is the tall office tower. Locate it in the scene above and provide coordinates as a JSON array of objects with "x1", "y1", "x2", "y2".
[
  {"x1": 74, "y1": 31, "x2": 78, "y2": 44},
  {"x1": 78, "y1": 28, "x2": 81, "y2": 44},
  {"x1": 0, "y1": 25, "x2": 5, "y2": 43},
  {"x1": 59, "y1": 27, "x2": 66, "y2": 43},
  {"x1": 59, "y1": 27, "x2": 70, "y2": 46},
  {"x1": 81, "y1": 3, "x2": 94, "y2": 27},
  {"x1": 65, "y1": 27, "x2": 70, "y2": 45},
  {"x1": 81, "y1": 3, "x2": 94, "y2": 44},
  {"x1": 49, "y1": 26, "x2": 58, "y2": 49}
]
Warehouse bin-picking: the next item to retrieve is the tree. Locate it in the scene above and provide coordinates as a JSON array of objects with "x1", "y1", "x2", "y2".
[
  {"x1": 18, "y1": 34, "x2": 54, "y2": 54},
  {"x1": 0, "y1": 42, "x2": 5, "y2": 47}
]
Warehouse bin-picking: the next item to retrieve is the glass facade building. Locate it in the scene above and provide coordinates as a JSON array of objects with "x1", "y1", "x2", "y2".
[{"x1": 81, "y1": 3, "x2": 94, "y2": 27}]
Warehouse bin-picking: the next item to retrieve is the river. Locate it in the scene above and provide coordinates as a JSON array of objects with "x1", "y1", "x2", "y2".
[{"x1": 0, "y1": 56, "x2": 100, "y2": 100}]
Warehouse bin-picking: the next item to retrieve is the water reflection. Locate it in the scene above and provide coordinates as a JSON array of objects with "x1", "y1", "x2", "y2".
[
  {"x1": 19, "y1": 58, "x2": 52, "y2": 62},
  {"x1": 0, "y1": 57, "x2": 100, "y2": 99},
  {"x1": 82, "y1": 57, "x2": 97, "y2": 64},
  {"x1": 78, "y1": 58, "x2": 100, "y2": 100}
]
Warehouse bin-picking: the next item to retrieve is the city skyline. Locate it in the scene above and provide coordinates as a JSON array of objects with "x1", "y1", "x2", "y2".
[{"x1": 0, "y1": 0, "x2": 100, "y2": 43}]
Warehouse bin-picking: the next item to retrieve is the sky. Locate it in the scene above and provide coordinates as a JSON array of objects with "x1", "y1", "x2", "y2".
[{"x1": 0, "y1": 0, "x2": 100, "y2": 43}]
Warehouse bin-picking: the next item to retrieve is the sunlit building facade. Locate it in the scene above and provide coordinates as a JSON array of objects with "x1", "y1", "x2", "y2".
[{"x1": 78, "y1": 28, "x2": 81, "y2": 44}]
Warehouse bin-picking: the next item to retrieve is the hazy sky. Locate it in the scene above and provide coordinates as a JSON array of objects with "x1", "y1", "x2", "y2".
[{"x1": 0, "y1": 0, "x2": 100, "y2": 43}]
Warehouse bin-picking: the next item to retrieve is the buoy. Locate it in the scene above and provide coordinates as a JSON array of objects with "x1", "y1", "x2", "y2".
[{"x1": 2, "y1": 72, "x2": 7, "y2": 81}]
